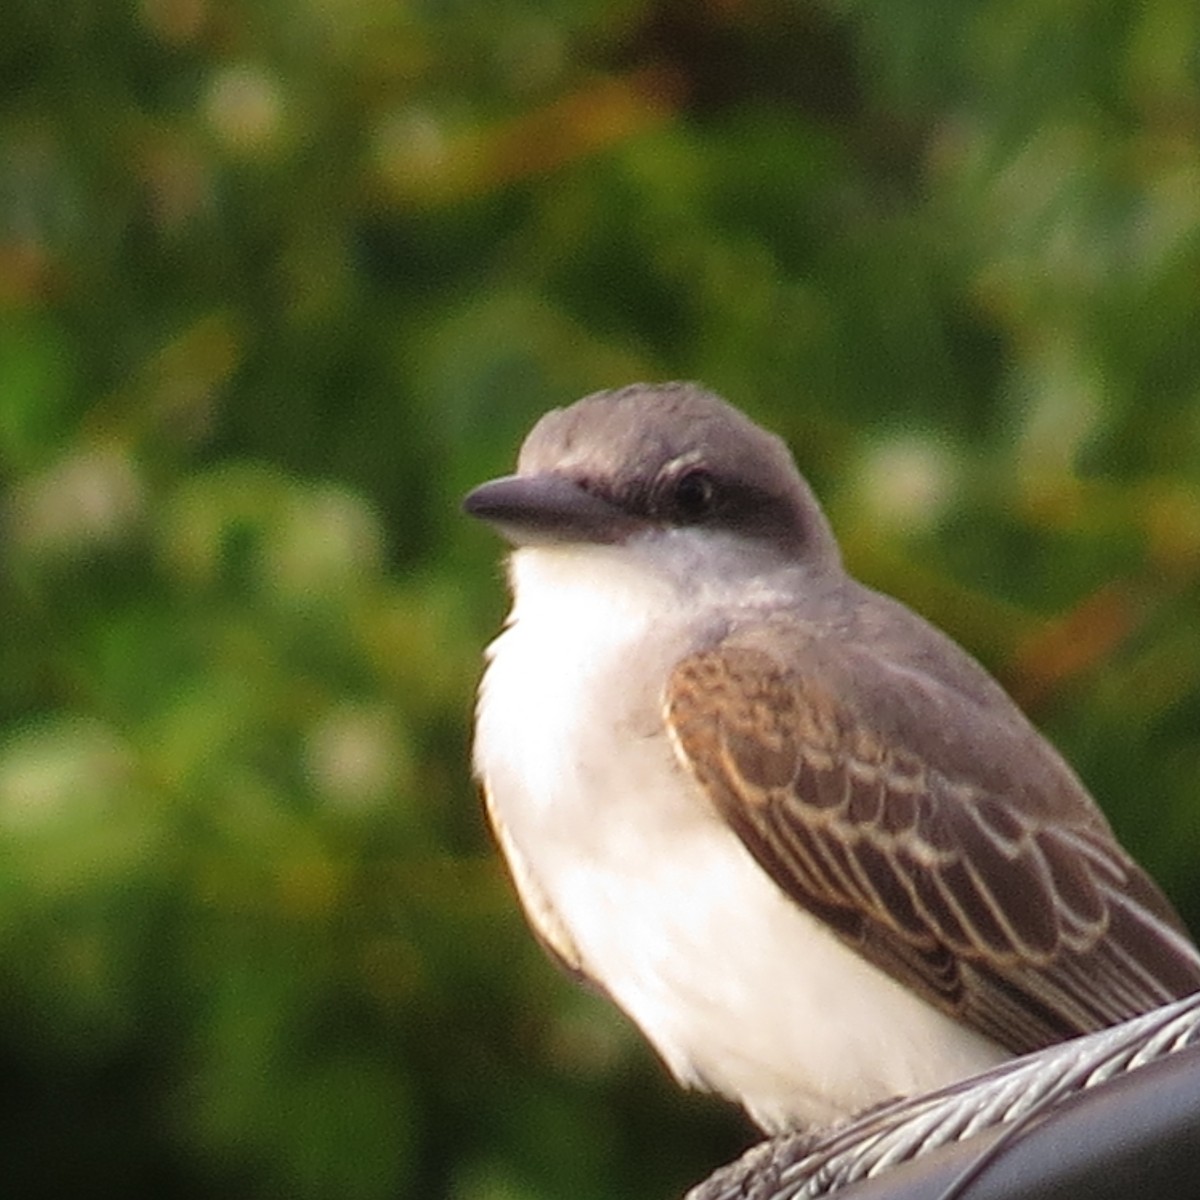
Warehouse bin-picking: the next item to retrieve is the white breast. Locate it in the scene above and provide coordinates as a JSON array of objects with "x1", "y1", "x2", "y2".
[{"x1": 474, "y1": 544, "x2": 1006, "y2": 1131}]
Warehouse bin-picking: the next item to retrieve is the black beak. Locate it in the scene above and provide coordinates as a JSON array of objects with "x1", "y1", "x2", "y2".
[{"x1": 463, "y1": 473, "x2": 633, "y2": 545}]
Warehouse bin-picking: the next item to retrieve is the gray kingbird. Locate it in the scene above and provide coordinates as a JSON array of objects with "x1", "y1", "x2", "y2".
[{"x1": 464, "y1": 382, "x2": 1200, "y2": 1132}]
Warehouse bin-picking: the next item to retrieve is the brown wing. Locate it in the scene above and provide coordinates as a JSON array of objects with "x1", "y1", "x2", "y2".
[{"x1": 664, "y1": 638, "x2": 1200, "y2": 1053}]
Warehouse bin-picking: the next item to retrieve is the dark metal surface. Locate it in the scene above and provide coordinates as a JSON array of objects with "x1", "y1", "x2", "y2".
[
  {"x1": 686, "y1": 993, "x2": 1200, "y2": 1200},
  {"x1": 827, "y1": 1046, "x2": 1200, "y2": 1200}
]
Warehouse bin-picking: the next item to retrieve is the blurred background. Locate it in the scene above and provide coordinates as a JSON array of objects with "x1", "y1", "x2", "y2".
[{"x1": 2, "y1": 1, "x2": 1199, "y2": 1197}]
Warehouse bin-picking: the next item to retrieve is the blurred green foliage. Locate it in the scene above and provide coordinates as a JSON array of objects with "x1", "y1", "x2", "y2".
[{"x1": 1, "y1": 1, "x2": 1199, "y2": 1197}]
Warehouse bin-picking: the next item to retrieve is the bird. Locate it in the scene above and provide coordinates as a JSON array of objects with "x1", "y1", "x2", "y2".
[{"x1": 463, "y1": 381, "x2": 1200, "y2": 1133}]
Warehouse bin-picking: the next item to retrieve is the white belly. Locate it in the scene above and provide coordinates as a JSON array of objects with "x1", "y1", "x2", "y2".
[{"x1": 474, "y1": 545, "x2": 1007, "y2": 1130}]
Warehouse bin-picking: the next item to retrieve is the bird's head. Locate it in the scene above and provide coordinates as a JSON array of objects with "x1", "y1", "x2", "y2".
[{"x1": 464, "y1": 383, "x2": 841, "y2": 591}]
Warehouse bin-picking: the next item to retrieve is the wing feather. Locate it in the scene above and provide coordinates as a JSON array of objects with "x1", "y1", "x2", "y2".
[{"x1": 665, "y1": 636, "x2": 1200, "y2": 1054}]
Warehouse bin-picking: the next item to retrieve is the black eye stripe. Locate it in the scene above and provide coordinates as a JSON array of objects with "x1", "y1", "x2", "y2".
[
  {"x1": 673, "y1": 468, "x2": 716, "y2": 518},
  {"x1": 631, "y1": 467, "x2": 802, "y2": 548}
]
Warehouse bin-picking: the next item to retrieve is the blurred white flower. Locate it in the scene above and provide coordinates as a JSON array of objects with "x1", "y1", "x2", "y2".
[
  {"x1": 303, "y1": 703, "x2": 405, "y2": 812},
  {"x1": 264, "y1": 484, "x2": 385, "y2": 599},
  {"x1": 854, "y1": 433, "x2": 959, "y2": 533},
  {"x1": 204, "y1": 64, "x2": 285, "y2": 155},
  {"x1": 8, "y1": 445, "x2": 144, "y2": 557},
  {"x1": 0, "y1": 718, "x2": 130, "y2": 831}
]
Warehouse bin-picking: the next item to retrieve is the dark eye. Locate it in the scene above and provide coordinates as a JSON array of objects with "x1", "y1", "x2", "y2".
[{"x1": 671, "y1": 467, "x2": 717, "y2": 522}]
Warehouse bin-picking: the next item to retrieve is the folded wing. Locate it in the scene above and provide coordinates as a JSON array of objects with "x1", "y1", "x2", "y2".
[{"x1": 665, "y1": 634, "x2": 1200, "y2": 1052}]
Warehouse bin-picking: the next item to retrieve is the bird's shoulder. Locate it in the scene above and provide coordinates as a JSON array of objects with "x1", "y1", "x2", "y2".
[{"x1": 671, "y1": 582, "x2": 1095, "y2": 828}]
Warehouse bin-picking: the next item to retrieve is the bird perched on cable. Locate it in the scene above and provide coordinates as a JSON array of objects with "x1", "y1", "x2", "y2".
[{"x1": 464, "y1": 382, "x2": 1200, "y2": 1133}]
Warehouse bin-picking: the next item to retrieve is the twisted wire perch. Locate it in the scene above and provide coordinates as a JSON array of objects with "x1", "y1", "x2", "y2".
[{"x1": 686, "y1": 991, "x2": 1200, "y2": 1200}]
